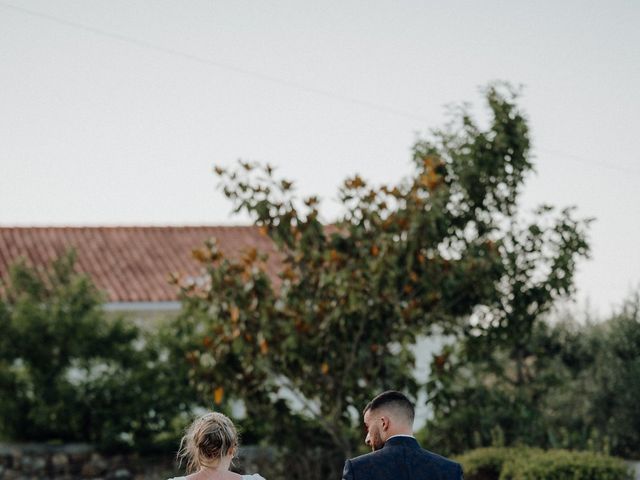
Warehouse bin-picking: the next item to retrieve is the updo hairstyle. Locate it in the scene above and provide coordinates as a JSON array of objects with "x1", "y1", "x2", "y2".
[{"x1": 178, "y1": 412, "x2": 239, "y2": 473}]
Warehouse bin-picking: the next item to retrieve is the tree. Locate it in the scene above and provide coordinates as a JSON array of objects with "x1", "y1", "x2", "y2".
[
  {"x1": 171, "y1": 84, "x2": 537, "y2": 475},
  {"x1": 543, "y1": 294, "x2": 640, "y2": 458},
  {"x1": 0, "y1": 251, "x2": 196, "y2": 450},
  {"x1": 423, "y1": 207, "x2": 591, "y2": 454},
  {"x1": 585, "y1": 295, "x2": 640, "y2": 458},
  {"x1": 423, "y1": 292, "x2": 639, "y2": 459}
]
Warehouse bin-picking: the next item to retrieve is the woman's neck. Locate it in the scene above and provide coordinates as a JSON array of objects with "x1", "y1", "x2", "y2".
[{"x1": 199, "y1": 456, "x2": 232, "y2": 476}]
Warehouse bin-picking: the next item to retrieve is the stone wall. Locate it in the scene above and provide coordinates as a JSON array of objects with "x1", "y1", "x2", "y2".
[
  {"x1": 0, "y1": 443, "x2": 178, "y2": 480},
  {"x1": 0, "y1": 443, "x2": 274, "y2": 480},
  {"x1": 628, "y1": 461, "x2": 640, "y2": 480}
]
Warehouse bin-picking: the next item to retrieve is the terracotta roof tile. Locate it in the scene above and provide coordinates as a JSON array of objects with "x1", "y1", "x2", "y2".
[{"x1": 0, "y1": 226, "x2": 282, "y2": 303}]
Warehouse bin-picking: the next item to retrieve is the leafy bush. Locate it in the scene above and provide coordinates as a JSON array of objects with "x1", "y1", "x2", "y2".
[
  {"x1": 500, "y1": 449, "x2": 633, "y2": 480},
  {"x1": 455, "y1": 447, "x2": 542, "y2": 480},
  {"x1": 456, "y1": 447, "x2": 633, "y2": 480},
  {"x1": 0, "y1": 251, "x2": 197, "y2": 451}
]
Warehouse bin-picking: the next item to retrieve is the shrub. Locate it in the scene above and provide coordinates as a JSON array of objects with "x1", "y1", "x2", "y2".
[
  {"x1": 456, "y1": 447, "x2": 633, "y2": 480},
  {"x1": 455, "y1": 447, "x2": 542, "y2": 480},
  {"x1": 500, "y1": 449, "x2": 633, "y2": 480}
]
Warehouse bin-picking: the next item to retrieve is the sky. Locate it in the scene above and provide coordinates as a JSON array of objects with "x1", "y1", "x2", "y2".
[{"x1": 1, "y1": 0, "x2": 639, "y2": 317}]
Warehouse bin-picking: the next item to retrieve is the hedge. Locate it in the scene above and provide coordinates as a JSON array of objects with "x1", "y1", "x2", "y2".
[
  {"x1": 454, "y1": 448, "x2": 539, "y2": 479},
  {"x1": 456, "y1": 447, "x2": 633, "y2": 480}
]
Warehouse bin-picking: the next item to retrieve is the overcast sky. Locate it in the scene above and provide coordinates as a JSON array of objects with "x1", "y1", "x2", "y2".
[{"x1": 1, "y1": 0, "x2": 639, "y2": 317}]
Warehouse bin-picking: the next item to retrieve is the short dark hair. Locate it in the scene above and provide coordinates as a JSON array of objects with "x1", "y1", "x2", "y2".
[{"x1": 363, "y1": 390, "x2": 415, "y2": 423}]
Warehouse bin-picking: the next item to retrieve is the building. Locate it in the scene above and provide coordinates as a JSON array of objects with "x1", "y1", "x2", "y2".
[{"x1": 0, "y1": 226, "x2": 280, "y2": 322}]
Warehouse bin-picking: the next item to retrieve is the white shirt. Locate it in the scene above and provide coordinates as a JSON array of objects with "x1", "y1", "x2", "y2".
[{"x1": 386, "y1": 434, "x2": 415, "y2": 441}]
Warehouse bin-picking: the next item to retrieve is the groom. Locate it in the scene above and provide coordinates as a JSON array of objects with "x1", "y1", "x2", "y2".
[{"x1": 342, "y1": 390, "x2": 463, "y2": 480}]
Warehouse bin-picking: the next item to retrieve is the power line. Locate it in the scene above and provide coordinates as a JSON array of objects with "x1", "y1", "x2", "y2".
[
  {"x1": 1, "y1": 1, "x2": 639, "y2": 178},
  {"x1": 537, "y1": 148, "x2": 640, "y2": 176},
  {"x1": 0, "y1": 1, "x2": 430, "y2": 123}
]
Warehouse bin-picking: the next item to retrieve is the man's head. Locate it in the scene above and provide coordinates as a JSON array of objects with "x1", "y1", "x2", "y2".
[{"x1": 362, "y1": 390, "x2": 415, "y2": 451}]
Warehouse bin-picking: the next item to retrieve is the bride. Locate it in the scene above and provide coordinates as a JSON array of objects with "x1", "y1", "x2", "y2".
[{"x1": 169, "y1": 412, "x2": 265, "y2": 480}]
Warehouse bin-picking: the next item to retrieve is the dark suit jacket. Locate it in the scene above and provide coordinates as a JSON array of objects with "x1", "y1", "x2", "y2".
[{"x1": 342, "y1": 436, "x2": 463, "y2": 480}]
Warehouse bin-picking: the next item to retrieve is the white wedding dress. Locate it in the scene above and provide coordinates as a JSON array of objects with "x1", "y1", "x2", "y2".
[{"x1": 169, "y1": 475, "x2": 265, "y2": 480}]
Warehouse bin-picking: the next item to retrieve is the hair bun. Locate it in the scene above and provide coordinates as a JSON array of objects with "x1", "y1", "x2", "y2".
[{"x1": 177, "y1": 412, "x2": 239, "y2": 473}]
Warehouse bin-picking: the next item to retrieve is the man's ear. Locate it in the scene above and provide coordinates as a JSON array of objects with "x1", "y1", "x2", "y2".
[{"x1": 380, "y1": 415, "x2": 390, "y2": 431}]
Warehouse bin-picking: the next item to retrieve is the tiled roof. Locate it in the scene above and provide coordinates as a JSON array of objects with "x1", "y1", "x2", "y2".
[{"x1": 0, "y1": 226, "x2": 281, "y2": 303}]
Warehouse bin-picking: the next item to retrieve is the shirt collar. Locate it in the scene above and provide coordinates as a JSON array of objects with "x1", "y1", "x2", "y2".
[
  {"x1": 386, "y1": 434, "x2": 415, "y2": 440},
  {"x1": 382, "y1": 435, "x2": 421, "y2": 450}
]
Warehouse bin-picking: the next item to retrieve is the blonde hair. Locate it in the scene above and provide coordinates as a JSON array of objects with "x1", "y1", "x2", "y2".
[{"x1": 177, "y1": 412, "x2": 239, "y2": 473}]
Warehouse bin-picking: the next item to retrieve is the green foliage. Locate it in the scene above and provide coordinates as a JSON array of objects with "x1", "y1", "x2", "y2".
[
  {"x1": 0, "y1": 251, "x2": 196, "y2": 451},
  {"x1": 424, "y1": 203, "x2": 591, "y2": 455},
  {"x1": 500, "y1": 449, "x2": 633, "y2": 480},
  {"x1": 542, "y1": 296, "x2": 640, "y2": 459},
  {"x1": 423, "y1": 322, "x2": 568, "y2": 454},
  {"x1": 172, "y1": 83, "x2": 538, "y2": 477},
  {"x1": 455, "y1": 447, "x2": 542, "y2": 480},
  {"x1": 456, "y1": 447, "x2": 633, "y2": 480},
  {"x1": 587, "y1": 298, "x2": 640, "y2": 459},
  {"x1": 423, "y1": 292, "x2": 640, "y2": 459}
]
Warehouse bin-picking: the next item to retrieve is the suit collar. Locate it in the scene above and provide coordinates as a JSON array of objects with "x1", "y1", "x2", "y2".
[{"x1": 383, "y1": 435, "x2": 420, "y2": 449}]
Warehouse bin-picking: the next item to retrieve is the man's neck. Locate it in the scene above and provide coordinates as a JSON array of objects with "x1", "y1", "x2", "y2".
[{"x1": 385, "y1": 429, "x2": 414, "y2": 441}]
